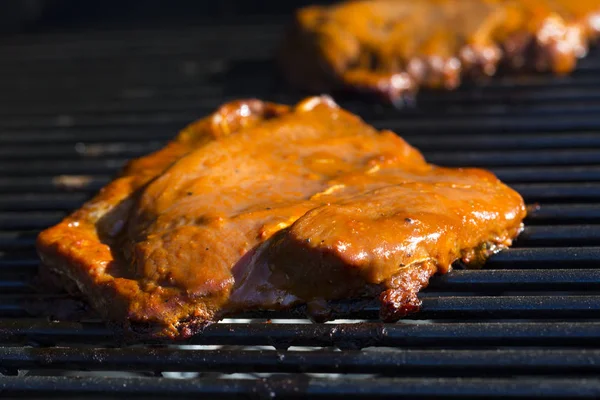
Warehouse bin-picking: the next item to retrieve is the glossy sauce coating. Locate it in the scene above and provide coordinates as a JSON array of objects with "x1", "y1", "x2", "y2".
[
  {"x1": 37, "y1": 96, "x2": 526, "y2": 339},
  {"x1": 281, "y1": 0, "x2": 600, "y2": 101}
]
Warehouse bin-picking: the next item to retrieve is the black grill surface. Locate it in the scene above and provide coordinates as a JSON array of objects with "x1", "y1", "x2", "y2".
[{"x1": 1, "y1": 16, "x2": 600, "y2": 399}]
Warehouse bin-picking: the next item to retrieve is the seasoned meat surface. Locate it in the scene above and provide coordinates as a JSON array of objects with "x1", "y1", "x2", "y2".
[
  {"x1": 37, "y1": 96, "x2": 526, "y2": 339},
  {"x1": 280, "y1": 0, "x2": 600, "y2": 101}
]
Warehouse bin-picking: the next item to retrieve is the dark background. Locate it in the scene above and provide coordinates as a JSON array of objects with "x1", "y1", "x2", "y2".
[{"x1": 0, "y1": 0, "x2": 338, "y2": 33}]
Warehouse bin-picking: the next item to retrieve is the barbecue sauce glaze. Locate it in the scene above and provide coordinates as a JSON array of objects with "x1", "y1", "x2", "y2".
[
  {"x1": 37, "y1": 97, "x2": 526, "y2": 339},
  {"x1": 281, "y1": 0, "x2": 600, "y2": 101}
]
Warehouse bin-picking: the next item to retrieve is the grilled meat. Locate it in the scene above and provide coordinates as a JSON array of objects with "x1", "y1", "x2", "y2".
[
  {"x1": 280, "y1": 0, "x2": 600, "y2": 101},
  {"x1": 37, "y1": 96, "x2": 526, "y2": 339}
]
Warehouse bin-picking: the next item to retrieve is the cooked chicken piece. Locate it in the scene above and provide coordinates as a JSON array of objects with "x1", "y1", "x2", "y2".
[
  {"x1": 280, "y1": 0, "x2": 600, "y2": 101},
  {"x1": 37, "y1": 96, "x2": 526, "y2": 339}
]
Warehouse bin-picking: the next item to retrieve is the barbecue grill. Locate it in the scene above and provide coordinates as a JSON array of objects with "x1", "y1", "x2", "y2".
[{"x1": 1, "y1": 2, "x2": 600, "y2": 398}]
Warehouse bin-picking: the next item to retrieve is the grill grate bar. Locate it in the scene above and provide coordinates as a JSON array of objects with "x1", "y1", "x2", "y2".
[
  {"x1": 0, "y1": 193, "x2": 91, "y2": 212},
  {"x1": 0, "y1": 232, "x2": 39, "y2": 250},
  {"x1": 0, "y1": 98, "x2": 223, "y2": 118},
  {"x1": 487, "y1": 247, "x2": 600, "y2": 267},
  {"x1": 0, "y1": 212, "x2": 66, "y2": 230},
  {"x1": 2, "y1": 347, "x2": 600, "y2": 375},
  {"x1": 428, "y1": 269, "x2": 600, "y2": 290},
  {"x1": 0, "y1": 112, "x2": 201, "y2": 130},
  {"x1": 0, "y1": 39, "x2": 277, "y2": 63},
  {"x1": 405, "y1": 132, "x2": 600, "y2": 150},
  {"x1": 406, "y1": 101, "x2": 600, "y2": 117},
  {"x1": 426, "y1": 149, "x2": 600, "y2": 167},
  {"x1": 415, "y1": 295, "x2": 600, "y2": 320},
  {"x1": 0, "y1": 42, "x2": 276, "y2": 65},
  {"x1": 526, "y1": 204, "x2": 600, "y2": 224},
  {"x1": 412, "y1": 90, "x2": 600, "y2": 109},
  {"x1": 377, "y1": 115, "x2": 600, "y2": 134},
  {"x1": 514, "y1": 225, "x2": 600, "y2": 246},
  {"x1": 0, "y1": 128, "x2": 173, "y2": 144},
  {"x1": 511, "y1": 183, "x2": 600, "y2": 202},
  {"x1": 0, "y1": 176, "x2": 110, "y2": 193},
  {"x1": 0, "y1": 87, "x2": 224, "y2": 108},
  {"x1": 0, "y1": 142, "x2": 164, "y2": 159},
  {"x1": 4, "y1": 295, "x2": 600, "y2": 320},
  {"x1": 2, "y1": 320, "x2": 600, "y2": 347},
  {"x1": 0, "y1": 159, "x2": 127, "y2": 176},
  {"x1": 1, "y1": 376, "x2": 599, "y2": 399},
  {"x1": 3, "y1": 269, "x2": 599, "y2": 294},
  {"x1": 489, "y1": 166, "x2": 600, "y2": 183},
  {"x1": 4, "y1": 110, "x2": 600, "y2": 133},
  {"x1": 0, "y1": 260, "x2": 39, "y2": 273},
  {"x1": 0, "y1": 279, "x2": 32, "y2": 293}
]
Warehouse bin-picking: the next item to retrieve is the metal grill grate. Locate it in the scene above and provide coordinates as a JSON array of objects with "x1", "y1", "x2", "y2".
[{"x1": 1, "y1": 15, "x2": 600, "y2": 399}]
